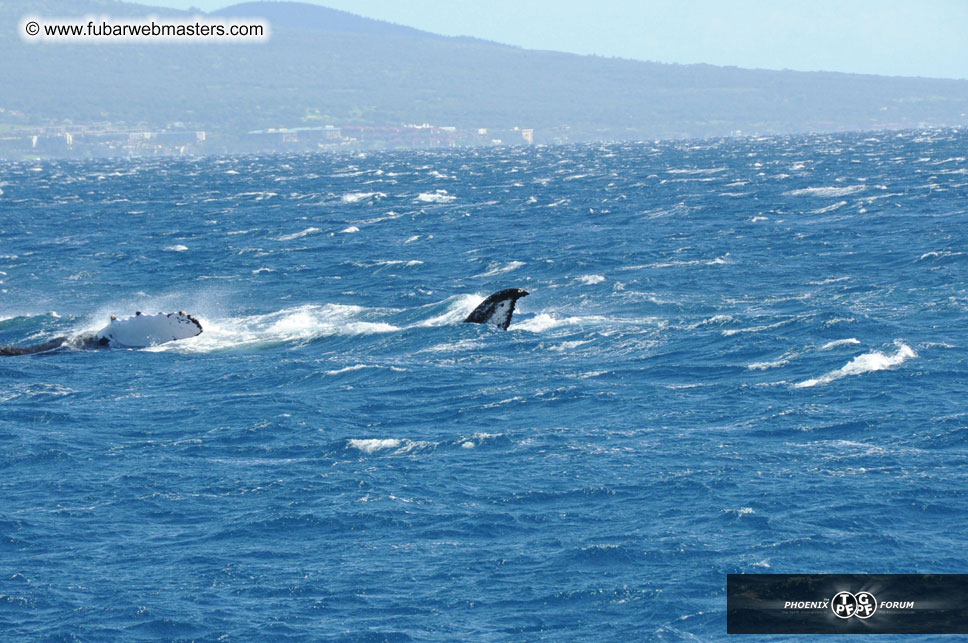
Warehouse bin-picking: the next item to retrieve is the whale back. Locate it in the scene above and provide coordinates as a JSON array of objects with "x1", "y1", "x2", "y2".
[
  {"x1": 464, "y1": 289, "x2": 529, "y2": 330},
  {"x1": 95, "y1": 312, "x2": 203, "y2": 348}
]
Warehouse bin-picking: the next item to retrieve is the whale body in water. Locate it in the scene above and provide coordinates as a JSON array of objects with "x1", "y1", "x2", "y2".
[{"x1": 0, "y1": 312, "x2": 203, "y2": 356}]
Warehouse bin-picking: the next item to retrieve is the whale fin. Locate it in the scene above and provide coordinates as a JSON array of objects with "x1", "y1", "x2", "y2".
[
  {"x1": 95, "y1": 312, "x2": 203, "y2": 348},
  {"x1": 464, "y1": 288, "x2": 529, "y2": 330},
  {"x1": 0, "y1": 336, "x2": 69, "y2": 356}
]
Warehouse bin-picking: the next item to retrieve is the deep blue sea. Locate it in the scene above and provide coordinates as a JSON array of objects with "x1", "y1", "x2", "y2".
[{"x1": 1, "y1": 129, "x2": 967, "y2": 641}]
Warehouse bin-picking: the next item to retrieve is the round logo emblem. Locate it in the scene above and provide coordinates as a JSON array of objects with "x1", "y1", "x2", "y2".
[
  {"x1": 832, "y1": 591, "x2": 877, "y2": 619},
  {"x1": 832, "y1": 591, "x2": 857, "y2": 619},
  {"x1": 854, "y1": 591, "x2": 877, "y2": 619}
]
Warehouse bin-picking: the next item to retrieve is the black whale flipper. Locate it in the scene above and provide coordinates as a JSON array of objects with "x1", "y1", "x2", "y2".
[
  {"x1": 463, "y1": 288, "x2": 529, "y2": 330},
  {"x1": 0, "y1": 336, "x2": 69, "y2": 356}
]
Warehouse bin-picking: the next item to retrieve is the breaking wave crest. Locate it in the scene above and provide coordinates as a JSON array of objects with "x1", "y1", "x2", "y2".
[
  {"x1": 795, "y1": 342, "x2": 917, "y2": 388},
  {"x1": 147, "y1": 304, "x2": 400, "y2": 352}
]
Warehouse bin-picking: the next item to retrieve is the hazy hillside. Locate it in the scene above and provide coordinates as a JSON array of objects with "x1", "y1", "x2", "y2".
[
  {"x1": 213, "y1": 1, "x2": 452, "y2": 39},
  {"x1": 2, "y1": 0, "x2": 968, "y2": 148}
]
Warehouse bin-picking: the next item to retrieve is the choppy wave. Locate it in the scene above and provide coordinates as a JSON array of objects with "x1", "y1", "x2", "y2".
[
  {"x1": 275, "y1": 227, "x2": 321, "y2": 241},
  {"x1": 795, "y1": 342, "x2": 917, "y2": 388},
  {"x1": 819, "y1": 338, "x2": 861, "y2": 350},
  {"x1": 785, "y1": 185, "x2": 866, "y2": 197},
  {"x1": 476, "y1": 260, "x2": 526, "y2": 277},
  {"x1": 146, "y1": 304, "x2": 400, "y2": 352},
  {"x1": 415, "y1": 190, "x2": 456, "y2": 203},
  {"x1": 341, "y1": 191, "x2": 386, "y2": 203}
]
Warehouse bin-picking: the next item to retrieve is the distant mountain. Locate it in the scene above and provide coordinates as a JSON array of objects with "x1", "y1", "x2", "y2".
[
  {"x1": 2, "y1": 0, "x2": 968, "y2": 152},
  {"x1": 212, "y1": 1, "x2": 449, "y2": 39}
]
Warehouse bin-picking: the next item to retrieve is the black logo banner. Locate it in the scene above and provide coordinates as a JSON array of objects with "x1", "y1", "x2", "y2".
[{"x1": 727, "y1": 574, "x2": 968, "y2": 634}]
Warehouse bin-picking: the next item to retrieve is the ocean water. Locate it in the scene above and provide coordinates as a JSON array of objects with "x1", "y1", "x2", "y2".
[{"x1": 1, "y1": 129, "x2": 966, "y2": 640}]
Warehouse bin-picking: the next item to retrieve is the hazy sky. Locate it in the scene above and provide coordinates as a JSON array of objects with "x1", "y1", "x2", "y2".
[{"x1": 148, "y1": 0, "x2": 968, "y2": 79}]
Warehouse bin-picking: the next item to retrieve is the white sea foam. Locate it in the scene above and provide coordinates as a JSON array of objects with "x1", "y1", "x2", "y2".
[
  {"x1": 919, "y1": 250, "x2": 963, "y2": 261},
  {"x1": 366, "y1": 259, "x2": 424, "y2": 268},
  {"x1": 650, "y1": 254, "x2": 730, "y2": 269},
  {"x1": 325, "y1": 364, "x2": 372, "y2": 376},
  {"x1": 808, "y1": 276, "x2": 850, "y2": 285},
  {"x1": 234, "y1": 191, "x2": 278, "y2": 201},
  {"x1": 748, "y1": 359, "x2": 790, "y2": 371},
  {"x1": 476, "y1": 261, "x2": 525, "y2": 277},
  {"x1": 414, "y1": 294, "x2": 481, "y2": 327},
  {"x1": 145, "y1": 303, "x2": 400, "y2": 353},
  {"x1": 415, "y1": 190, "x2": 456, "y2": 203},
  {"x1": 811, "y1": 200, "x2": 848, "y2": 214},
  {"x1": 667, "y1": 167, "x2": 727, "y2": 175},
  {"x1": 324, "y1": 364, "x2": 406, "y2": 376},
  {"x1": 722, "y1": 318, "x2": 792, "y2": 336},
  {"x1": 348, "y1": 438, "x2": 434, "y2": 454},
  {"x1": 785, "y1": 185, "x2": 866, "y2": 198},
  {"x1": 548, "y1": 339, "x2": 594, "y2": 352},
  {"x1": 576, "y1": 274, "x2": 605, "y2": 285},
  {"x1": 684, "y1": 314, "x2": 734, "y2": 330},
  {"x1": 724, "y1": 507, "x2": 755, "y2": 516},
  {"x1": 459, "y1": 432, "x2": 503, "y2": 449},
  {"x1": 164, "y1": 244, "x2": 188, "y2": 252},
  {"x1": 275, "y1": 227, "x2": 321, "y2": 241},
  {"x1": 341, "y1": 191, "x2": 386, "y2": 203},
  {"x1": 795, "y1": 342, "x2": 916, "y2": 388},
  {"x1": 513, "y1": 313, "x2": 612, "y2": 333},
  {"x1": 419, "y1": 338, "x2": 485, "y2": 353},
  {"x1": 819, "y1": 338, "x2": 861, "y2": 350},
  {"x1": 348, "y1": 438, "x2": 401, "y2": 454},
  {"x1": 340, "y1": 226, "x2": 359, "y2": 234}
]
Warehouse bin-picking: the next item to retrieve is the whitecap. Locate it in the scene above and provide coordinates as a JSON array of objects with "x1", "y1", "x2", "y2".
[
  {"x1": 576, "y1": 274, "x2": 605, "y2": 285},
  {"x1": 722, "y1": 318, "x2": 792, "y2": 337},
  {"x1": 548, "y1": 340, "x2": 594, "y2": 352},
  {"x1": 324, "y1": 364, "x2": 405, "y2": 376},
  {"x1": 748, "y1": 359, "x2": 790, "y2": 371},
  {"x1": 819, "y1": 338, "x2": 861, "y2": 350},
  {"x1": 348, "y1": 438, "x2": 401, "y2": 454},
  {"x1": 164, "y1": 244, "x2": 188, "y2": 252},
  {"x1": 275, "y1": 227, "x2": 321, "y2": 241},
  {"x1": 146, "y1": 303, "x2": 401, "y2": 353},
  {"x1": 459, "y1": 432, "x2": 503, "y2": 449},
  {"x1": 475, "y1": 261, "x2": 525, "y2": 277},
  {"x1": 650, "y1": 254, "x2": 729, "y2": 269},
  {"x1": 667, "y1": 167, "x2": 727, "y2": 175},
  {"x1": 795, "y1": 342, "x2": 916, "y2": 388},
  {"x1": 811, "y1": 200, "x2": 848, "y2": 214},
  {"x1": 414, "y1": 295, "x2": 481, "y2": 327},
  {"x1": 415, "y1": 190, "x2": 456, "y2": 203},
  {"x1": 348, "y1": 438, "x2": 434, "y2": 455},
  {"x1": 785, "y1": 185, "x2": 866, "y2": 198},
  {"x1": 807, "y1": 276, "x2": 850, "y2": 285},
  {"x1": 513, "y1": 313, "x2": 612, "y2": 333},
  {"x1": 341, "y1": 191, "x2": 386, "y2": 204}
]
